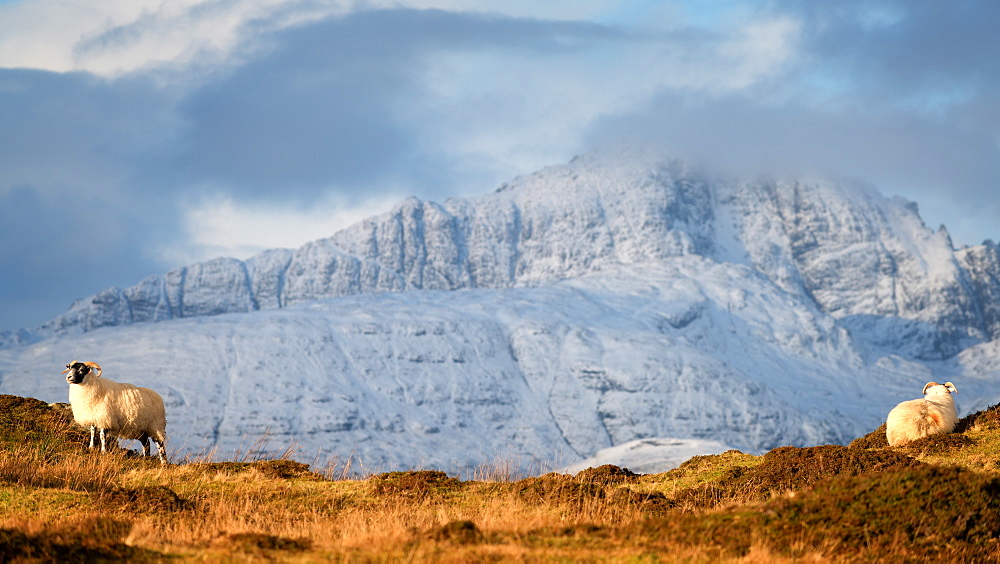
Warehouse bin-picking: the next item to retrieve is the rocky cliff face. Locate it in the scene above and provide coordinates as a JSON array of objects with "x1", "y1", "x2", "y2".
[{"x1": 10, "y1": 149, "x2": 999, "y2": 361}]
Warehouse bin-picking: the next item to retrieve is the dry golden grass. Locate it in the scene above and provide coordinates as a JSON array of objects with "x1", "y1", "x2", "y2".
[{"x1": 4, "y1": 393, "x2": 1000, "y2": 562}]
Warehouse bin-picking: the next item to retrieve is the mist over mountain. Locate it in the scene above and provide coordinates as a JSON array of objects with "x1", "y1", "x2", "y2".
[{"x1": 2, "y1": 148, "x2": 999, "y2": 473}]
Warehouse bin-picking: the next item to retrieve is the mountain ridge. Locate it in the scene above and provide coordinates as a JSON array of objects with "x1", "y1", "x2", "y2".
[
  {"x1": 2, "y1": 148, "x2": 999, "y2": 472},
  {"x1": 7, "y1": 148, "x2": 999, "y2": 361}
]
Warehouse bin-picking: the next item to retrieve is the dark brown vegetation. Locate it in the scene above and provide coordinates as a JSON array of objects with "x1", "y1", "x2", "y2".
[
  {"x1": 0, "y1": 395, "x2": 87, "y2": 448},
  {"x1": 187, "y1": 459, "x2": 320, "y2": 480},
  {"x1": 2, "y1": 392, "x2": 1000, "y2": 561},
  {"x1": 0, "y1": 517, "x2": 161, "y2": 562},
  {"x1": 368, "y1": 469, "x2": 464, "y2": 499},
  {"x1": 674, "y1": 444, "x2": 924, "y2": 510}
]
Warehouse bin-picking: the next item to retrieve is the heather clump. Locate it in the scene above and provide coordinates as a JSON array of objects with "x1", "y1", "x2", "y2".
[
  {"x1": 368, "y1": 470, "x2": 464, "y2": 500},
  {"x1": 675, "y1": 444, "x2": 922, "y2": 509}
]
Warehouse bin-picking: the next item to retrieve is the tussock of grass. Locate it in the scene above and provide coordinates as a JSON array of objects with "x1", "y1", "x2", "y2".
[
  {"x1": 575, "y1": 464, "x2": 640, "y2": 486},
  {"x1": 0, "y1": 395, "x2": 87, "y2": 449},
  {"x1": 511, "y1": 473, "x2": 605, "y2": 505},
  {"x1": 368, "y1": 470, "x2": 464, "y2": 500},
  {"x1": 633, "y1": 464, "x2": 1000, "y2": 560},
  {"x1": 187, "y1": 459, "x2": 320, "y2": 480},
  {"x1": 4, "y1": 393, "x2": 1000, "y2": 561},
  {"x1": 900, "y1": 432, "x2": 977, "y2": 454},
  {"x1": 955, "y1": 402, "x2": 1000, "y2": 433},
  {"x1": 0, "y1": 448, "x2": 120, "y2": 492},
  {"x1": 669, "y1": 444, "x2": 922, "y2": 511},
  {"x1": 769, "y1": 464, "x2": 1000, "y2": 549},
  {"x1": 214, "y1": 531, "x2": 311, "y2": 553},
  {"x1": 848, "y1": 422, "x2": 889, "y2": 449},
  {"x1": 0, "y1": 515, "x2": 161, "y2": 562},
  {"x1": 425, "y1": 519, "x2": 483, "y2": 544},
  {"x1": 97, "y1": 485, "x2": 193, "y2": 513}
]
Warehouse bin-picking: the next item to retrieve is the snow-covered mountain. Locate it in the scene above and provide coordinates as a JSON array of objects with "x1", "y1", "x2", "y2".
[{"x1": 2, "y1": 147, "x2": 999, "y2": 474}]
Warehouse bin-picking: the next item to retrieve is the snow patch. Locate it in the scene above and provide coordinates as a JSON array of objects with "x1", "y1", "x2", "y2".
[{"x1": 564, "y1": 437, "x2": 734, "y2": 475}]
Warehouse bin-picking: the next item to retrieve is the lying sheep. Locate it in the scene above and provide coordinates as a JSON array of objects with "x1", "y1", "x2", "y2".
[
  {"x1": 63, "y1": 360, "x2": 168, "y2": 463},
  {"x1": 885, "y1": 381, "x2": 958, "y2": 447}
]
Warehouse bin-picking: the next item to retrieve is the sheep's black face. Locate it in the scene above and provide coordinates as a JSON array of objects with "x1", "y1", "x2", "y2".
[{"x1": 64, "y1": 362, "x2": 90, "y2": 384}]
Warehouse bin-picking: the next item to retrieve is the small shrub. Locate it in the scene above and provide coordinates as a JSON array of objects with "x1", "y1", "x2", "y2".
[
  {"x1": 426, "y1": 520, "x2": 483, "y2": 544},
  {"x1": 0, "y1": 446, "x2": 125, "y2": 492},
  {"x1": 639, "y1": 464, "x2": 1000, "y2": 560},
  {"x1": 0, "y1": 517, "x2": 161, "y2": 562},
  {"x1": 677, "y1": 444, "x2": 921, "y2": 509},
  {"x1": 763, "y1": 464, "x2": 1000, "y2": 556},
  {"x1": 899, "y1": 432, "x2": 976, "y2": 454},
  {"x1": 956, "y1": 402, "x2": 1000, "y2": 433},
  {"x1": 188, "y1": 459, "x2": 319, "y2": 480},
  {"x1": 97, "y1": 485, "x2": 194, "y2": 513},
  {"x1": 368, "y1": 470, "x2": 463, "y2": 500},
  {"x1": 0, "y1": 395, "x2": 87, "y2": 449},
  {"x1": 217, "y1": 532, "x2": 311, "y2": 552},
  {"x1": 674, "y1": 449, "x2": 751, "y2": 472},
  {"x1": 849, "y1": 422, "x2": 889, "y2": 449},
  {"x1": 607, "y1": 487, "x2": 673, "y2": 513},
  {"x1": 664, "y1": 449, "x2": 759, "y2": 490},
  {"x1": 575, "y1": 464, "x2": 640, "y2": 486},
  {"x1": 512, "y1": 473, "x2": 605, "y2": 506}
]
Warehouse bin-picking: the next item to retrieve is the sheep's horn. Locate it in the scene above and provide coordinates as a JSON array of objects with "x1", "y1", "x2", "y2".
[
  {"x1": 945, "y1": 381, "x2": 958, "y2": 393},
  {"x1": 82, "y1": 361, "x2": 102, "y2": 377},
  {"x1": 61, "y1": 360, "x2": 79, "y2": 374},
  {"x1": 922, "y1": 382, "x2": 938, "y2": 395}
]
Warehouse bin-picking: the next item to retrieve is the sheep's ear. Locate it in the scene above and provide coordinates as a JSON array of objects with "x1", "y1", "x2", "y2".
[
  {"x1": 922, "y1": 382, "x2": 938, "y2": 395},
  {"x1": 945, "y1": 382, "x2": 958, "y2": 394}
]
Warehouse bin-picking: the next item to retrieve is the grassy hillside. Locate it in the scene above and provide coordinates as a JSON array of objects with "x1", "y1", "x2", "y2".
[{"x1": 2, "y1": 393, "x2": 999, "y2": 562}]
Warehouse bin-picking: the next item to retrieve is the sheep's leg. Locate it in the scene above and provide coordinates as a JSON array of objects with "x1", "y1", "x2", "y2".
[
  {"x1": 139, "y1": 433, "x2": 151, "y2": 457},
  {"x1": 88, "y1": 426, "x2": 97, "y2": 449},
  {"x1": 153, "y1": 438, "x2": 167, "y2": 464},
  {"x1": 98, "y1": 428, "x2": 108, "y2": 452}
]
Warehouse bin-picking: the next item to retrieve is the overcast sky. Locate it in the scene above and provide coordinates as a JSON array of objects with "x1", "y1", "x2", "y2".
[{"x1": 1, "y1": 0, "x2": 998, "y2": 332}]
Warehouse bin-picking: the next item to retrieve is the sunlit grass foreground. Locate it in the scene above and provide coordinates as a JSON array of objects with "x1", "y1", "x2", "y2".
[{"x1": 2, "y1": 394, "x2": 1000, "y2": 561}]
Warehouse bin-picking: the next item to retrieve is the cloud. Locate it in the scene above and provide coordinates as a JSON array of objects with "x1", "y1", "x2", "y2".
[
  {"x1": 162, "y1": 9, "x2": 636, "y2": 199},
  {"x1": 167, "y1": 191, "x2": 404, "y2": 264},
  {"x1": 0, "y1": 66, "x2": 183, "y2": 328},
  {"x1": 0, "y1": 1, "x2": 624, "y2": 77},
  {"x1": 793, "y1": 1, "x2": 1000, "y2": 97},
  {"x1": 1, "y1": 1, "x2": 998, "y2": 332},
  {"x1": 581, "y1": 0, "x2": 1000, "y2": 245},
  {"x1": 0, "y1": 184, "x2": 165, "y2": 329},
  {"x1": 0, "y1": 69, "x2": 173, "y2": 199},
  {"x1": 0, "y1": 7, "x2": 635, "y2": 332},
  {"x1": 0, "y1": 0, "x2": 344, "y2": 75},
  {"x1": 588, "y1": 91, "x2": 997, "y2": 186}
]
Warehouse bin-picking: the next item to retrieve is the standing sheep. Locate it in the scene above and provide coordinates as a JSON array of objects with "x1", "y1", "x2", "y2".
[
  {"x1": 63, "y1": 360, "x2": 168, "y2": 463},
  {"x1": 885, "y1": 381, "x2": 958, "y2": 447}
]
